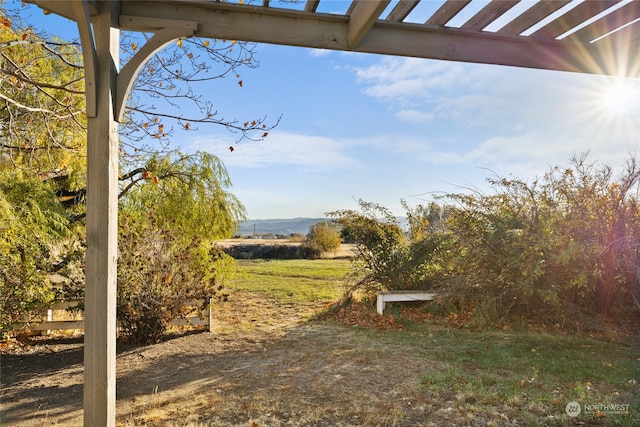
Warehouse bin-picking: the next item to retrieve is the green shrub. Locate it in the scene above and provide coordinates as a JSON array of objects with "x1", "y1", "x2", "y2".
[
  {"x1": 438, "y1": 155, "x2": 640, "y2": 329},
  {"x1": 330, "y1": 155, "x2": 640, "y2": 331},
  {"x1": 115, "y1": 151, "x2": 244, "y2": 343},
  {"x1": 303, "y1": 221, "x2": 341, "y2": 257},
  {"x1": 330, "y1": 201, "x2": 441, "y2": 297},
  {"x1": 0, "y1": 169, "x2": 69, "y2": 338},
  {"x1": 116, "y1": 213, "x2": 233, "y2": 343}
]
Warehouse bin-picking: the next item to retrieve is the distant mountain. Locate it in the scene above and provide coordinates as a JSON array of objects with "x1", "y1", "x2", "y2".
[
  {"x1": 237, "y1": 216, "x2": 410, "y2": 237},
  {"x1": 237, "y1": 218, "x2": 328, "y2": 236}
]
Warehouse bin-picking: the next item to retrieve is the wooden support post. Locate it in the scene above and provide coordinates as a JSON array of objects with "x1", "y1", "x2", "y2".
[
  {"x1": 42, "y1": 308, "x2": 53, "y2": 336},
  {"x1": 83, "y1": 1, "x2": 119, "y2": 426},
  {"x1": 208, "y1": 296, "x2": 214, "y2": 332}
]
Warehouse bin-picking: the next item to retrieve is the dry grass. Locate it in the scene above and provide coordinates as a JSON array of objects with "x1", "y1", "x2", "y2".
[{"x1": 2, "y1": 259, "x2": 638, "y2": 427}]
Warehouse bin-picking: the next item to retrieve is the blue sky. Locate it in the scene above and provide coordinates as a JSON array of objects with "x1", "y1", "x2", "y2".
[{"x1": 21, "y1": 1, "x2": 640, "y2": 219}]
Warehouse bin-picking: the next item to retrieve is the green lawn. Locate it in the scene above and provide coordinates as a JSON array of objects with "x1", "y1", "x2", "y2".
[
  {"x1": 398, "y1": 325, "x2": 639, "y2": 425},
  {"x1": 228, "y1": 258, "x2": 351, "y2": 304}
]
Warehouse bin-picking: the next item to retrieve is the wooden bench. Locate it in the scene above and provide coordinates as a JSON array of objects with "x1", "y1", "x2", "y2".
[{"x1": 376, "y1": 290, "x2": 436, "y2": 315}]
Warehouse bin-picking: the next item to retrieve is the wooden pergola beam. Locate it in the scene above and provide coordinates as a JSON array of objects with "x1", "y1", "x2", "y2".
[
  {"x1": 386, "y1": 0, "x2": 419, "y2": 23},
  {"x1": 567, "y1": 1, "x2": 640, "y2": 43},
  {"x1": 82, "y1": 2, "x2": 119, "y2": 425},
  {"x1": 70, "y1": 0, "x2": 97, "y2": 117},
  {"x1": 425, "y1": 0, "x2": 472, "y2": 26},
  {"x1": 32, "y1": 0, "x2": 640, "y2": 77},
  {"x1": 346, "y1": 0, "x2": 391, "y2": 48},
  {"x1": 36, "y1": 0, "x2": 98, "y2": 20},
  {"x1": 460, "y1": 0, "x2": 521, "y2": 31},
  {"x1": 119, "y1": 1, "x2": 640, "y2": 77},
  {"x1": 498, "y1": 0, "x2": 572, "y2": 36},
  {"x1": 359, "y1": 21, "x2": 637, "y2": 76},
  {"x1": 304, "y1": 0, "x2": 320, "y2": 13},
  {"x1": 530, "y1": 0, "x2": 622, "y2": 39}
]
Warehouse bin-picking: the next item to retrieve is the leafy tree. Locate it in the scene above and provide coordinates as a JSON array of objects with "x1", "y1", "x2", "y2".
[
  {"x1": 118, "y1": 150, "x2": 246, "y2": 240},
  {"x1": 303, "y1": 221, "x2": 341, "y2": 257},
  {"x1": 116, "y1": 212, "x2": 233, "y2": 343},
  {"x1": 402, "y1": 199, "x2": 450, "y2": 239},
  {"x1": 0, "y1": 4, "x2": 278, "y2": 167},
  {"x1": 115, "y1": 151, "x2": 243, "y2": 343},
  {"x1": 1, "y1": 4, "x2": 278, "y2": 210},
  {"x1": 0, "y1": 15, "x2": 86, "y2": 327},
  {"x1": 541, "y1": 154, "x2": 640, "y2": 320},
  {"x1": 0, "y1": 167, "x2": 69, "y2": 337},
  {"x1": 0, "y1": 5, "x2": 273, "y2": 340},
  {"x1": 330, "y1": 200, "x2": 437, "y2": 296},
  {"x1": 0, "y1": 14, "x2": 86, "y2": 174},
  {"x1": 437, "y1": 154, "x2": 640, "y2": 329},
  {"x1": 333, "y1": 155, "x2": 639, "y2": 332}
]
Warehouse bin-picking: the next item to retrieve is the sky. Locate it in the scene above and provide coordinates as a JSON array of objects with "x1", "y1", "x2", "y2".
[{"x1": 19, "y1": 0, "x2": 640, "y2": 220}]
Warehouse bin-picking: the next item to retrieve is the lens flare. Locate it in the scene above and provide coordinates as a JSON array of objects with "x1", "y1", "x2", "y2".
[{"x1": 602, "y1": 81, "x2": 640, "y2": 116}]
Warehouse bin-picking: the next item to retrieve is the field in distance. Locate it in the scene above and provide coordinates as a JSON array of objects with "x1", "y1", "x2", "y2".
[{"x1": 218, "y1": 238, "x2": 357, "y2": 259}]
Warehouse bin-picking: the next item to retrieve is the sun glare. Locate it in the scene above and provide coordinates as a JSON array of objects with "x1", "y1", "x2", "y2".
[{"x1": 602, "y1": 81, "x2": 640, "y2": 116}]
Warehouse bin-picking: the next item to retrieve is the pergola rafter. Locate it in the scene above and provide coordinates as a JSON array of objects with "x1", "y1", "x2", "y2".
[
  {"x1": 25, "y1": 1, "x2": 640, "y2": 426},
  {"x1": 38, "y1": 0, "x2": 640, "y2": 79},
  {"x1": 346, "y1": 0, "x2": 391, "y2": 48}
]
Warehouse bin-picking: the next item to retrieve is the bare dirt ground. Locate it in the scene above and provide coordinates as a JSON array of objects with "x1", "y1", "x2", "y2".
[{"x1": 2, "y1": 289, "x2": 504, "y2": 427}]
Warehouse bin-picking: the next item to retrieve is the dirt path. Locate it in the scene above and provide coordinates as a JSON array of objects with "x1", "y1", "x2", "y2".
[{"x1": 2, "y1": 290, "x2": 499, "y2": 427}]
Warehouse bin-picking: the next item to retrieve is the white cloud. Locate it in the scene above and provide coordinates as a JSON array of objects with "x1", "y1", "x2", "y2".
[
  {"x1": 352, "y1": 57, "x2": 640, "y2": 148},
  {"x1": 354, "y1": 57, "x2": 476, "y2": 101},
  {"x1": 468, "y1": 134, "x2": 570, "y2": 165},
  {"x1": 464, "y1": 127, "x2": 640, "y2": 181},
  {"x1": 395, "y1": 109, "x2": 435, "y2": 123},
  {"x1": 308, "y1": 48, "x2": 331, "y2": 57},
  {"x1": 188, "y1": 131, "x2": 360, "y2": 171},
  {"x1": 363, "y1": 77, "x2": 431, "y2": 100},
  {"x1": 351, "y1": 58, "x2": 524, "y2": 126}
]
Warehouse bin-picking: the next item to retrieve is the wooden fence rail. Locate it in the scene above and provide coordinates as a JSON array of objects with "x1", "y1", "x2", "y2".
[{"x1": 11, "y1": 298, "x2": 213, "y2": 334}]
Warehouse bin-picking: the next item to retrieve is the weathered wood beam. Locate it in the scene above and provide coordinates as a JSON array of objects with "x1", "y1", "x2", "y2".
[
  {"x1": 119, "y1": 14, "x2": 199, "y2": 32},
  {"x1": 460, "y1": 0, "x2": 521, "y2": 31},
  {"x1": 28, "y1": 320, "x2": 86, "y2": 331},
  {"x1": 595, "y1": 20, "x2": 640, "y2": 78},
  {"x1": 566, "y1": 1, "x2": 640, "y2": 43},
  {"x1": 347, "y1": 0, "x2": 391, "y2": 48},
  {"x1": 304, "y1": 0, "x2": 320, "y2": 13},
  {"x1": 357, "y1": 21, "x2": 636, "y2": 77},
  {"x1": 530, "y1": 0, "x2": 621, "y2": 39},
  {"x1": 28, "y1": 0, "x2": 98, "y2": 21},
  {"x1": 83, "y1": 1, "x2": 119, "y2": 425},
  {"x1": 386, "y1": 0, "x2": 419, "y2": 22},
  {"x1": 70, "y1": 0, "x2": 97, "y2": 117},
  {"x1": 604, "y1": 20, "x2": 640, "y2": 47},
  {"x1": 120, "y1": 1, "x2": 639, "y2": 77},
  {"x1": 425, "y1": 0, "x2": 472, "y2": 26},
  {"x1": 122, "y1": 1, "x2": 348, "y2": 48},
  {"x1": 497, "y1": 0, "x2": 571, "y2": 36}
]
